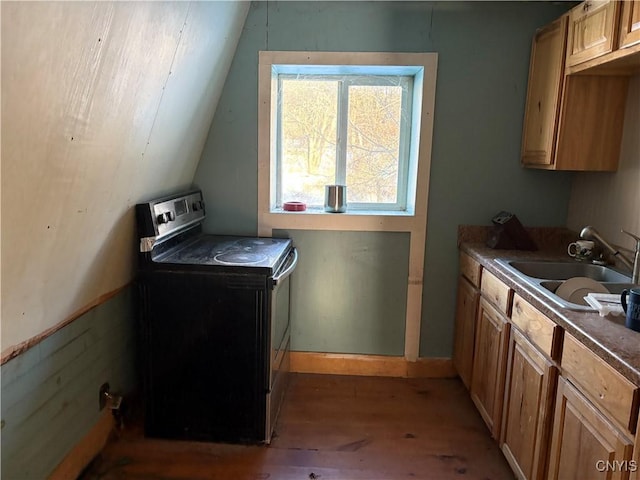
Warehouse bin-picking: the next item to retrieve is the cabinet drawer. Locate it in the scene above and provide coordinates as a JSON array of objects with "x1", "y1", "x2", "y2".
[
  {"x1": 511, "y1": 294, "x2": 562, "y2": 360},
  {"x1": 561, "y1": 333, "x2": 639, "y2": 433},
  {"x1": 480, "y1": 270, "x2": 512, "y2": 315},
  {"x1": 459, "y1": 252, "x2": 482, "y2": 288}
]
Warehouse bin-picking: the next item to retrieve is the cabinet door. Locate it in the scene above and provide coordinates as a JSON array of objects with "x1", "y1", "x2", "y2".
[
  {"x1": 470, "y1": 297, "x2": 510, "y2": 439},
  {"x1": 453, "y1": 275, "x2": 480, "y2": 389},
  {"x1": 619, "y1": 0, "x2": 640, "y2": 49},
  {"x1": 566, "y1": 0, "x2": 620, "y2": 67},
  {"x1": 548, "y1": 377, "x2": 634, "y2": 480},
  {"x1": 501, "y1": 328, "x2": 558, "y2": 480},
  {"x1": 632, "y1": 410, "x2": 640, "y2": 480},
  {"x1": 521, "y1": 16, "x2": 567, "y2": 167}
]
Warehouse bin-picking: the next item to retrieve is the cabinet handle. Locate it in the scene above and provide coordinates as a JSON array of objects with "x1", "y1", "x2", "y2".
[{"x1": 583, "y1": 2, "x2": 591, "y2": 12}]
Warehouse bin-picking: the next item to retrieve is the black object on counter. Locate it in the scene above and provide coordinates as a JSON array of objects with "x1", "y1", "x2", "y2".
[{"x1": 486, "y1": 211, "x2": 537, "y2": 251}]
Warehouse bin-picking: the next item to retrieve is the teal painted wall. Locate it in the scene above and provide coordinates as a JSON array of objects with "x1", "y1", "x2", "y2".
[
  {"x1": 194, "y1": 1, "x2": 574, "y2": 357},
  {"x1": 276, "y1": 230, "x2": 409, "y2": 355},
  {"x1": 1, "y1": 288, "x2": 136, "y2": 479}
]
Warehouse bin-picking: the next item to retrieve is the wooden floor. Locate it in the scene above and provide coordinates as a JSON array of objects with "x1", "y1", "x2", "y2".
[{"x1": 80, "y1": 374, "x2": 514, "y2": 480}]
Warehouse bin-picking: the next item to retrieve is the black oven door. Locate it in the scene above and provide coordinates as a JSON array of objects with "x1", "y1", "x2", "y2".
[{"x1": 140, "y1": 270, "x2": 267, "y2": 444}]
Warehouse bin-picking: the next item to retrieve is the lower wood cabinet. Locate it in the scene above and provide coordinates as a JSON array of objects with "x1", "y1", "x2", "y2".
[
  {"x1": 456, "y1": 260, "x2": 639, "y2": 479},
  {"x1": 632, "y1": 412, "x2": 640, "y2": 480},
  {"x1": 501, "y1": 328, "x2": 558, "y2": 480},
  {"x1": 561, "y1": 333, "x2": 639, "y2": 433},
  {"x1": 470, "y1": 297, "x2": 510, "y2": 439},
  {"x1": 453, "y1": 275, "x2": 479, "y2": 389},
  {"x1": 548, "y1": 376, "x2": 634, "y2": 480}
]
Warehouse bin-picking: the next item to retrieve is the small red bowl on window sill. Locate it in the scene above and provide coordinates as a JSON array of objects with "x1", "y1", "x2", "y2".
[{"x1": 283, "y1": 201, "x2": 306, "y2": 212}]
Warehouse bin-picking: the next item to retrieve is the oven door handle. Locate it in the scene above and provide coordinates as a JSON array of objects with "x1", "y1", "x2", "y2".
[{"x1": 273, "y1": 248, "x2": 298, "y2": 286}]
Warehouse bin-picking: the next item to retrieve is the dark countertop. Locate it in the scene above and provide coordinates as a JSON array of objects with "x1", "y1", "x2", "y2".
[{"x1": 460, "y1": 240, "x2": 640, "y2": 386}]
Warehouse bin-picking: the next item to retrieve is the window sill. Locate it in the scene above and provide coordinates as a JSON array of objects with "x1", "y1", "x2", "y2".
[
  {"x1": 272, "y1": 207, "x2": 415, "y2": 216},
  {"x1": 261, "y1": 208, "x2": 420, "y2": 233}
]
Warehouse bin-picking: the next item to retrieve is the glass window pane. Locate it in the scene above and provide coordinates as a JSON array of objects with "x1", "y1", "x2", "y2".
[
  {"x1": 346, "y1": 85, "x2": 402, "y2": 204},
  {"x1": 280, "y1": 79, "x2": 338, "y2": 206}
]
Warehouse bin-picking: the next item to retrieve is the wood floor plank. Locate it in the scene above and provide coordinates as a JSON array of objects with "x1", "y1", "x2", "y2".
[{"x1": 80, "y1": 374, "x2": 515, "y2": 480}]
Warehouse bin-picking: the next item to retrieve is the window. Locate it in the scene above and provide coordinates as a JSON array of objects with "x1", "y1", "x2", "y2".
[
  {"x1": 258, "y1": 52, "x2": 437, "y2": 361},
  {"x1": 275, "y1": 69, "x2": 418, "y2": 212},
  {"x1": 263, "y1": 55, "x2": 431, "y2": 215}
]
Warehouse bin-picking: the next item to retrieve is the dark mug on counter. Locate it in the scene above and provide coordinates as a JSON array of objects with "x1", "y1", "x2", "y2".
[{"x1": 621, "y1": 287, "x2": 640, "y2": 332}]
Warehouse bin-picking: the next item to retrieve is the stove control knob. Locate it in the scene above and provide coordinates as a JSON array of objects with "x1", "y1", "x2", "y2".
[
  {"x1": 192, "y1": 200, "x2": 204, "y2": 211},
  {"x1": 157, "y1": 212, "x2": 174, "y2": 224}
]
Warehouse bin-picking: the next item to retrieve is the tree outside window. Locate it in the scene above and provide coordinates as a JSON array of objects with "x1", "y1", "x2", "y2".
[{"x1": 275, "y1": 71, "x2": 415, "y2": 211}]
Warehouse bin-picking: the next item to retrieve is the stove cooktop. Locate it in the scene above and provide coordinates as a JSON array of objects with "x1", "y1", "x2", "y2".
[{"x1": 152, "y1": 235, "x2": 292, "y2": 272}]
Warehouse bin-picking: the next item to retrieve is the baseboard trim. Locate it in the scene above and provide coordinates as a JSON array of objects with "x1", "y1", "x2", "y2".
[
  {"x1": 48, "y1": 409, "x2": 115, "y2": 480},
  {"x1": 290, "y1": 352, "x2": 457, "y2": 378}
]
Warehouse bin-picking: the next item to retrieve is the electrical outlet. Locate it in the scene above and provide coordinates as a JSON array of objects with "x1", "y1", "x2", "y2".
[{"x1": 99, "y1": 382, "x2": 110, "y2": 410}]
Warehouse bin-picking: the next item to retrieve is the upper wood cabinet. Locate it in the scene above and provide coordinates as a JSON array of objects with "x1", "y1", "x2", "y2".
[
  {"x1": 619, "y1": 0, "x2": 640, "y2": 49},
  {"x1": 521, "y1": 16, "x2": 567, "y2": 167},
  {"x1": 566, "y1": 0, "x2": 621, "y2": 67},
  {"x1": 565, "y1": 0, "x2": 640, "y2": 74},
  {"x1": 522, "y1": 13, "x2": 629, "y2": 171}
]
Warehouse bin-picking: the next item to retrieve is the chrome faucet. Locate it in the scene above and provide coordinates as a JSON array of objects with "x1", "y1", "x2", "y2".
[{"x1": 580, "y1": 226, "x2": 640, "y2": 284}]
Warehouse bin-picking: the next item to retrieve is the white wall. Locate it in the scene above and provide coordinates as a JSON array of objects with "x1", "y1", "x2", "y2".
[
  {"x1": 1, "y1": 1, "x2": 249, "y2": 355},
  {"x1": 567, "y1": 75, "x2": 640, "y2": 256}
]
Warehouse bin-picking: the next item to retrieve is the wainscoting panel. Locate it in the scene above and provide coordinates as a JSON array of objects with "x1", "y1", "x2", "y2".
[{"x1": 1, "y1": 288, "x2": 136, "y2": 480}]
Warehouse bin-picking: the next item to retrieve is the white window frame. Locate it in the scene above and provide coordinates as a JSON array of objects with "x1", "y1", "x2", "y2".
[
  {"x1": 258, "y1": 51, "x2": 438, "y2": 362},
  {"x1": 274, "y1": 69, "x2": 417, "y2": 212}
]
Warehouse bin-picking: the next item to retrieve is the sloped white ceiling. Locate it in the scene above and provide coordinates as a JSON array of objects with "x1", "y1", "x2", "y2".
[{"x1": 1, "y1": 1, "x2": 249, "y2": 355}]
